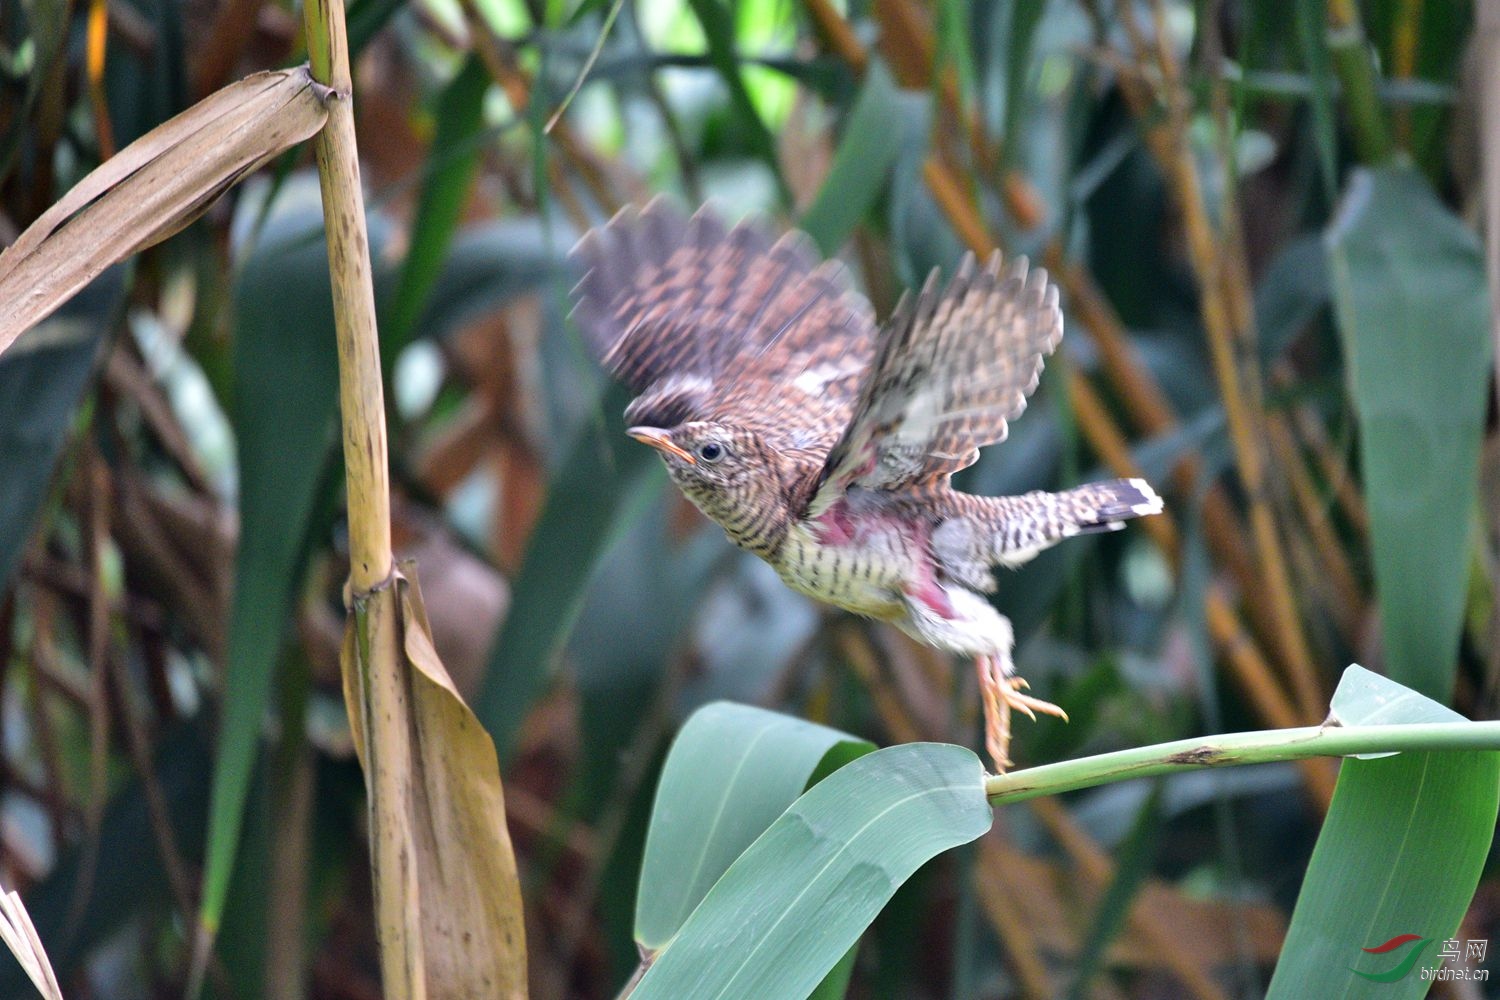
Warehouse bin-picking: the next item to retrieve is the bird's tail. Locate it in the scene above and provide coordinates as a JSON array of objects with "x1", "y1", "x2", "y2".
[
  {"x1": 979, "y1": 478, "x2": 1164, "y2": 568},
  {"x1": 931, "y1": 479, "x2": 1164, "y2": 586},
  {"x1": 1054, "y1": 478, "x2": 1164, "y2": 535}
]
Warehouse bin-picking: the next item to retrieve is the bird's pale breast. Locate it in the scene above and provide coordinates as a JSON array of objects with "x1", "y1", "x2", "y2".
[{"x1": 773, "y1": 517, "x2": 916, "y2": 620}]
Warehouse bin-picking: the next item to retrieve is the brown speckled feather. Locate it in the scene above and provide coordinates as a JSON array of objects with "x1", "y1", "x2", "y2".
[
  {"x1": 569, "y1": 198, "x2": 875, "y2": 455},
  {"x1": 811, "y1": 251, "x2": 1062, "y2": 512}
]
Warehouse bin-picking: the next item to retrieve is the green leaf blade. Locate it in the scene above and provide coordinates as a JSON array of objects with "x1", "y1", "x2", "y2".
[
  {"x1": 384, "y1": 55, "x2": 489, "y2": 361},
  {"x1": 200, "y1": 192, "x2": 346, "y2": 937},
  {"x1": 634, "y1": 742, "x2": 992, "y2": 1000},
  {"x1": 1268, "y1": 667, "x2": 1500, "y2": 998},
  {"x1": 799, "y1": 59, "x2": 904, "y2": 257},
  {"x1": 635, "y1": 702, "x2": 875, "y2": 950},
  {"x1": 1325, "y1": 165, "x2": 1493, "y2": 702}
]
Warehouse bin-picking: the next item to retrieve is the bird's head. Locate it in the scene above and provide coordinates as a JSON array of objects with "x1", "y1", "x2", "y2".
[
  {"x1": 627, "y1": 421, "x2": 765, "y2": 498},
  {"x1": 621, "y1": 377, "x2": 789, "y2": 550}
]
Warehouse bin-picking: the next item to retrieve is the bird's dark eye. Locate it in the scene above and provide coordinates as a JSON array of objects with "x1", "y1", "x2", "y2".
[{"x1": 698, "y1": 442, "x2": 725, "y2": 463}]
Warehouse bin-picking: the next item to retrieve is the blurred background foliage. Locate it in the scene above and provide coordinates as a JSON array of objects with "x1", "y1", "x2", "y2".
[{"x1": 0, "y1": 0, "x2": 1497, "y2": 996}]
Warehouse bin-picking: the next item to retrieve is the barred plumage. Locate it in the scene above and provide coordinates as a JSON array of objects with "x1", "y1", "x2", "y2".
[{"x1": 569, "y1": 200, "x2": 1164, "y2": 770}]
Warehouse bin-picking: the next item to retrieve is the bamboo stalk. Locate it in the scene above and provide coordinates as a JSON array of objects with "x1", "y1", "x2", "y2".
[
  {"x1": 1390, "y1": 0, "x2": 1422, "y2": 146},
  {"x1": 303, "y1": 0, "x2": 391, "y2": 592},
  {"x1": 1326, "y1": 0, "x2": 1395, "y2": 163},
  {"x1": 301, "y1": 0, "x2": 419, "y2": 991},
  {"x1": 1050, "y1": 254, "x2": 1286, "y2": 648},
  {"x1": 815, "y1": 0, "x2": 1044, "y2": 228}
]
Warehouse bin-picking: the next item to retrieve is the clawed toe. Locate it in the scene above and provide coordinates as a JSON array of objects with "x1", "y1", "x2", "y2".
[
  {"x1": 1001, "y1": 680, "x2": 1069, "y2": 724},
  {"x1": 975, "y1": 657, "x2": 1068, "y2": 774}
]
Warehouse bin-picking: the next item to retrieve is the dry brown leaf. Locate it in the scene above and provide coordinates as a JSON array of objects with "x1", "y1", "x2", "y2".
[
  {"x1": 0, "y1": 67, "x2": 329, "y2": 355},
  {"x1": 340, "y1": 563, "x2": 527, "y2": 999}
]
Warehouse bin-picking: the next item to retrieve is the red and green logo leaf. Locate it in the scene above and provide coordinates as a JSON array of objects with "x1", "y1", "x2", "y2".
[{"x1": 1351, "y1": 935, "x2": 1434, "y2": 983}]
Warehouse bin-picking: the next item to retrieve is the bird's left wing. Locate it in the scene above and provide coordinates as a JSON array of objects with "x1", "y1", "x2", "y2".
[
  {"x1": 806, "y1": 251, "x2": 1062, "y2": 515},
  {"x1": 569, "y1": 199, "x2": 876, "y2": 448}
]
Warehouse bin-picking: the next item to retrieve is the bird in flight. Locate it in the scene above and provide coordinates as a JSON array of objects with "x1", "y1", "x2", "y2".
[{"x1": 570, "y1": 199, "x2": 1162, "y2": 771}]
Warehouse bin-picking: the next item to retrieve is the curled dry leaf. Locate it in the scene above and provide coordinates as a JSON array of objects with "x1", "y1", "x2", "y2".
[
  {"x1": 340, "y1": 563, "x2": 527, "y2": 999},
  {"x1": 0, "y1": 67, "x2": 330, "y2": 355},
  {"x1": 0, "y1": 885, "x2": 64, "y2": 1000}
]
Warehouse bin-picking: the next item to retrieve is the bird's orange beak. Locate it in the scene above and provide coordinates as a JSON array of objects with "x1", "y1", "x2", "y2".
[{"x1": 628, "y1": 426, "x2": 696, "y2": 464}]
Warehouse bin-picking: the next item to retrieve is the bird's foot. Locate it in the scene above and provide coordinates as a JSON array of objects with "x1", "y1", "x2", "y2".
[{"x1": 975, "y1": 657, "x2": 1069, "y2": 774}]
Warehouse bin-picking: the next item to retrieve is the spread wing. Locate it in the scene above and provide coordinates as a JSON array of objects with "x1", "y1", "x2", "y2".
[
  {"x1": 807, "y1": 251, "x2": 1062, "y2": 514},
  {"x1": 569, "y1": 199, "x2": 876, "y2": 453}
]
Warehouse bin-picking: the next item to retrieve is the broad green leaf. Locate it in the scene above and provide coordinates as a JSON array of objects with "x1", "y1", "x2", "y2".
[
  {"x1": 1267, "y1": 667, "x2": 1499, "y2": 998},
  {"x1": 384, "y1": 56, "x2": 490, "y2": 363},
  {"x1": 1329, "y1": 664, "x2": 1465, "y2": 728},
  {"x1": 632, "y1": 743, "x2": 992, "y2": 1000},
  {"x1": 200, "y1": 184, "x2": 350, "y2": 936},
  {"x1": 799, "y1": 59, "x2": 904, "y2": 258},
  {"x1": 0, "y1": 273, "x2": 118, "y2": 589},
  {"x1": 1325, "y1": 166, "x2": 1492, "y2": 701},
  {"x1": 635, "y1": 702, "x2": 876, "y2": 951}
]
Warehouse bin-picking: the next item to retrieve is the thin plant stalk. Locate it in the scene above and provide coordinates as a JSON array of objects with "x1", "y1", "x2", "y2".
[
  {"x1": 1326, "y1": 0, "x2": 1395, "y2": 163},
  {"x1": 301, "y1": 0, "x2": 417, "y2": 989},
  {"x1": 986, "y1": 723, "x2": 1500, "y2": 803}
]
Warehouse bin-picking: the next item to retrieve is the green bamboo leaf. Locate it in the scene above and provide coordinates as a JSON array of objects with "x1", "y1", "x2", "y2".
[
  {"x1": 1329, "y1": 664, "x2": 1465, "y2": 728},
  {"x1": 384, "y1": 56, "x2": 489, "y2": 362},
  {"x1": 799, "y1": 59, "x2": 903, "y2": 257},
  {"x1": 199, "y1": 187, "x2": 350, "y2": 938},
  {"x1": 1325, "y1": 165, "x2": 1491, "y2": 701},
  {"x1": 635, "y1": 702, "x2": 876, "y2": 951},
  {"x1": 1267, "y1": 667, "x2": 1499, "y2": 998},
  {"x1": 632, "y1": 742, "x2": 992, "y2": 1000}
]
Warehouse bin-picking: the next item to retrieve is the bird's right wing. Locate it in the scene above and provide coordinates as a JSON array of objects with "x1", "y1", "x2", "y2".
[
  {"x1": 805, "y1": 252, "x2": 1062, "y2": 515},
  {"x1": 569, "y1": 199, "x2": 877, "y2": 448}
]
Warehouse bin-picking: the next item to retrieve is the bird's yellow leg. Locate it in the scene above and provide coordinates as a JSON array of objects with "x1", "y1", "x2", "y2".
[
  {"x1": 976, "y1": 654, "x2": 1012, "y2": 773},
  {"x1": 975, "y1": 658, "x2": 1069, "y2": 774}
]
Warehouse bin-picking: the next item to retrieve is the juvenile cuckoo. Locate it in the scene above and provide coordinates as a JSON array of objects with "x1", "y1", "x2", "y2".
[{"x1": 570, "y1": 199, "x2": 1162, "y2": 771}]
